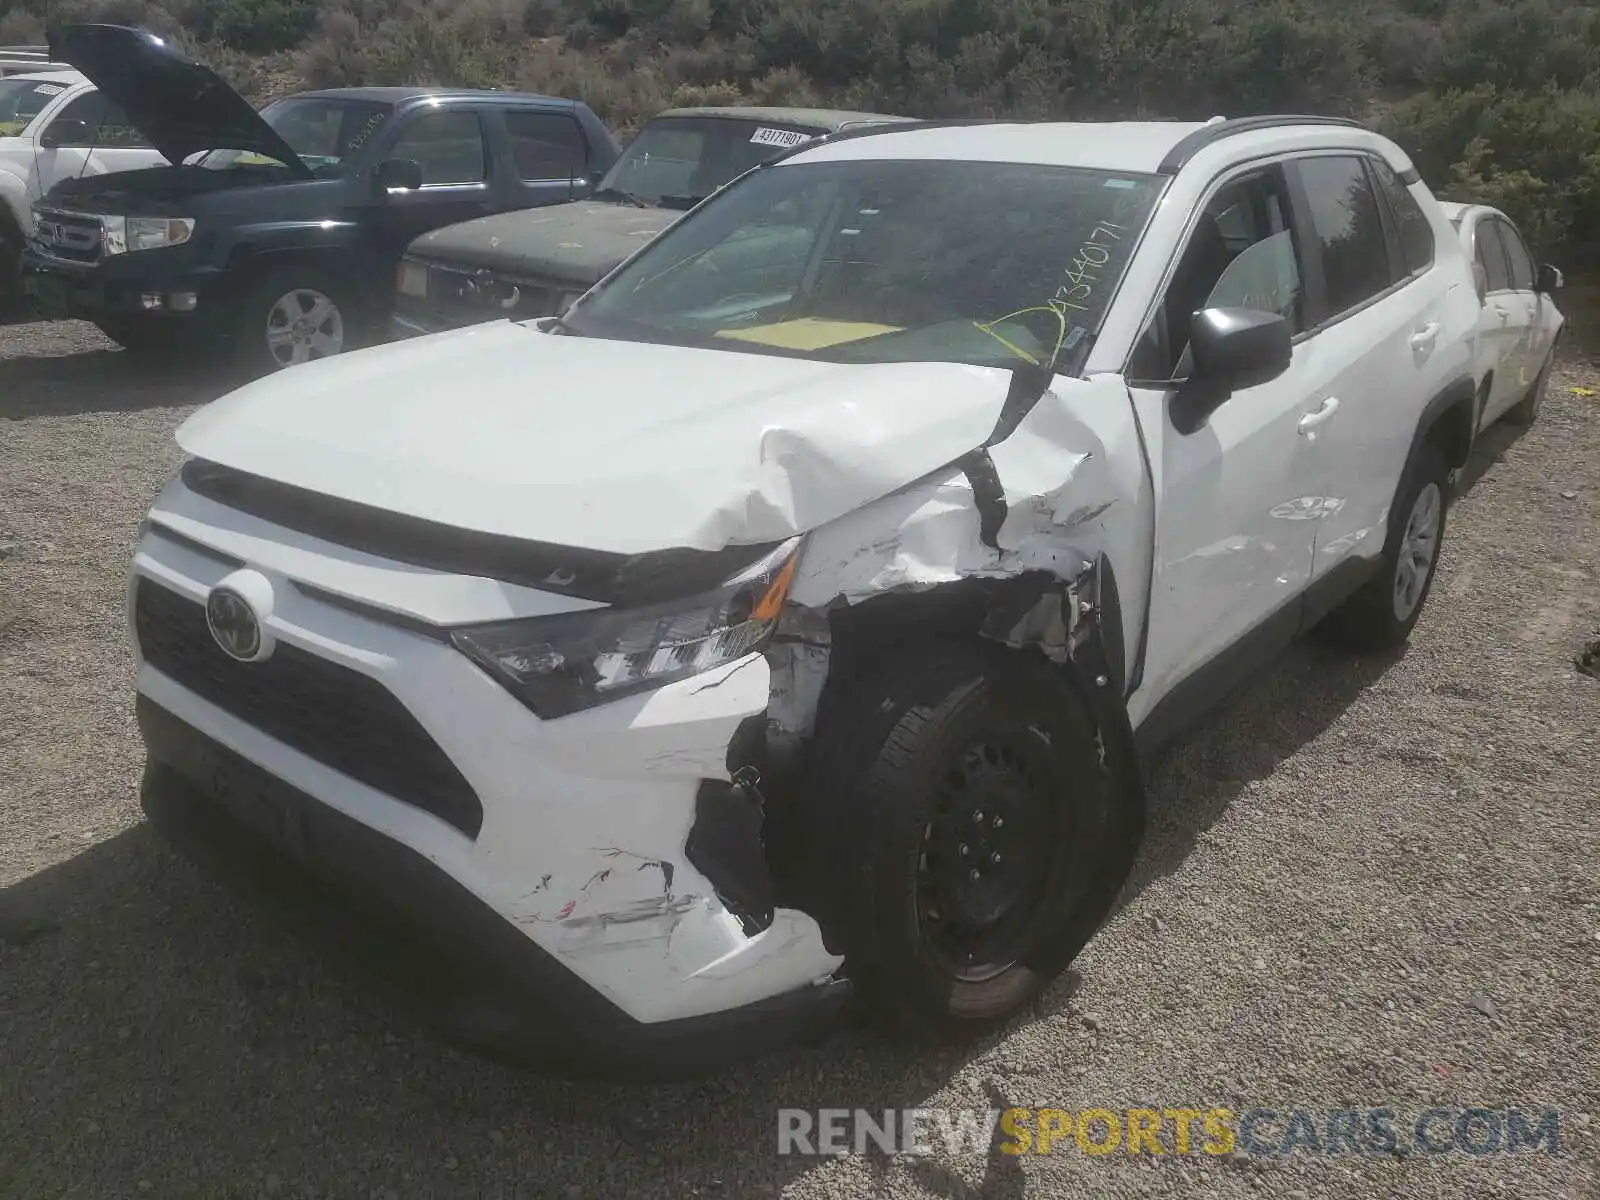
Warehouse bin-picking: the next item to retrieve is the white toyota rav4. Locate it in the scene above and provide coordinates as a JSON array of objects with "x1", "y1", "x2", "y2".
[{"x1": 130, "y1": 115, "x2": 1483, "y2": 1077}]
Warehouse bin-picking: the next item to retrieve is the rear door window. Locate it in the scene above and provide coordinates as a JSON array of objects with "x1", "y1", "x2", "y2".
[
  {"x1": 1475, "y1": 220, "x2": 1512, "y2": 293},
  {"x1": 1495, "y1": 220, "x2": 1536, "y2": 291},
  {"x1": 505, "y1": 110, "x2": 586, "y2": 182},
  {"x1": 1368, "y1": 156, "x2": 1434, "y2": 277},
  {"x1": 1292, "y1": 155, "x2": 1396, "y2": 323}
]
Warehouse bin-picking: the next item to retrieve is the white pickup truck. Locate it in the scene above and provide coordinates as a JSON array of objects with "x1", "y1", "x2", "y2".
[{"x1": 0, "y1": 66, "x2": 165, "y2": 306}]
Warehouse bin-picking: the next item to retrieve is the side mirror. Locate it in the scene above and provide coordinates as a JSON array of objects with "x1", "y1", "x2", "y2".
[
  {"x1": 1537, "y1": 263, "x2": 1564, "y2": 294},
  {"x1": 39, "y1": 118, "x2": 90, "y2": 149},
  {"x1": 1171, "y1": 307, "x2": 1293, "y2": 435},
  {"x1": 375, "y1": 157, "x2": 424, "y2": 193}
]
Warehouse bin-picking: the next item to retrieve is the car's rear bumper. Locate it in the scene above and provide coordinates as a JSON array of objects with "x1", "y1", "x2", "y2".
[{"x1": 139, "y1": 695, "x2": 850, "y2": 1079}]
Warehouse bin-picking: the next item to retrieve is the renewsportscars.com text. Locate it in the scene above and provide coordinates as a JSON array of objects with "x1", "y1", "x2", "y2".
[{"x1": 777, "y1": 1106, "x2": 1563, "y2": 1158}]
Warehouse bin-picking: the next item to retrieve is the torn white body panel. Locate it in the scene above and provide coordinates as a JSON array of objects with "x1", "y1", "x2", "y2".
[
  {"x1": 788, "y1": 375, "x2": 1155, "y2": 700},
  {"x1": 175, "y1": 321, "x2": 1017, "y2": 556}
]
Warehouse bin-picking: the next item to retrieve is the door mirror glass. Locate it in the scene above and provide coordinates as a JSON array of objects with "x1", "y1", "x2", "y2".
[
  {"x1": 1537, "y1": 263, "x2": 1564, "y2": 294},
  {"x1": 376, "y1": 157, "x2": 424, "y2": 192},
  {"x1": 38, "y1": 118, "x2": 90, "y2": 149},
  {"x1": 1172, "y1": 307, "x2": 1293, "y2": 434}
]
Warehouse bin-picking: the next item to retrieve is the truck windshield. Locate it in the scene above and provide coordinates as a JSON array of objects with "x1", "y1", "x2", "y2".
[
  {"x1": 0, "y1": 77, "x2": 65, "y2": 136},
  {"x1": 594, "y1": 117, "x2": 827, "y2": 210},
  {"x1": 197, "y1": 96, "x2": 393, "y2": 175},
  {"x1": 567, "y1": 157, "x2": 1165, "y2": 372}
]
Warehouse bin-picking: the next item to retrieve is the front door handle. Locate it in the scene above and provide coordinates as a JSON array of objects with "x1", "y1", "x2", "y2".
[
  {"x1": 1298, "y1": 396, "x2": 1341, "y2": 440},
  {"x1": 1410, "y1": 322, "x2": 1441, "y2": 349}
]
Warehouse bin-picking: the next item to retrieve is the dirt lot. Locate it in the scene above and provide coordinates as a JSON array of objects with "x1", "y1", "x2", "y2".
[{"x1": 2, "y1": 319, "x2": 1598, "y2": 1200}]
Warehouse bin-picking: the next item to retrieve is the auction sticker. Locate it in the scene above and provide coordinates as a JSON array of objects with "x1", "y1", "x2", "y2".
[{"x1": 750, "y1": 127, "x2": 812, "y2": 148}]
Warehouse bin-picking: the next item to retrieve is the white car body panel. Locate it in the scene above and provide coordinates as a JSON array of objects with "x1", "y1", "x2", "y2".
[
  {"x1": 177, "y1": 320, "x2": 1018, "y2": 556},
  {"x1": 0, "y1": 71, "x2": 167, "y2": 234}
]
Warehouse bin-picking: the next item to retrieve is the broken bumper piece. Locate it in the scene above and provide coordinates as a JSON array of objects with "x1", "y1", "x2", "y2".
[{"x1": 138, "y1": 697, "x2": 850, "y2": 1079}]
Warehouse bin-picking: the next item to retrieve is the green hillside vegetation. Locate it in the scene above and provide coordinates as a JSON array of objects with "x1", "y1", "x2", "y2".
[{"x1": 3, "y1": 0, "x2": 1598, "y2": 267}]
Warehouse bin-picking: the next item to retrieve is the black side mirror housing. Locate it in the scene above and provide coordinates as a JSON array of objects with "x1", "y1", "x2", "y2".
[
  {"x1": 375, "y1": 157, "x2": 424, "y2": 193},
  {"x1": 1171, "y1": 307, "x2": 1293, "y2": 435},
  {"x1": 39, "y1": 118, "x2": 90, "y2": 150},
  {"x1": 1537, "y1": 263, "x2": 1564, "y2": 294}
]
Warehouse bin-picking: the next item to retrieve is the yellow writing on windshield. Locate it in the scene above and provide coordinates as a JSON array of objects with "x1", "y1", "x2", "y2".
[{"x1": 715, "y1": 317, "x2": 901, "y2": 351}]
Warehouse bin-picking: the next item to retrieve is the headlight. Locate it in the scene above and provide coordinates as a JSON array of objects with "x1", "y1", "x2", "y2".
[
  {"x1": 397, "y1": 259, "x2": 429, "y2": 298},
  {"x1": 102, "y1": 216, "x2": 194, "y2": 256},
  {"x1": 451, "y1": 539, "x2": 801, "y2": 718}
]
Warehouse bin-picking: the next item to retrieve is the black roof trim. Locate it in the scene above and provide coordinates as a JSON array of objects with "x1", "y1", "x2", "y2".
[
  {"x1": 759, "y1": 117, "x2": 1002, "y2": 168},
  {"x1": 1158, "y1": 115, "x2": 1369, "y2": 175},
  {"x1": 1398, "y1": 166, "x2": 1421, "y2": 185}
]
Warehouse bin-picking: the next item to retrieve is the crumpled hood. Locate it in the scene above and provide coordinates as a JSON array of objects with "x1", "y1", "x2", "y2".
[
  {"x1": 407, "y1": 202, "x2": 680, "y2": 285},
  {"x1": 49, "y1": 24, "x2": 308, "y2": 176},
  {"x1": 176, "y1": 322, "x2": 1015, "y2": 556}
]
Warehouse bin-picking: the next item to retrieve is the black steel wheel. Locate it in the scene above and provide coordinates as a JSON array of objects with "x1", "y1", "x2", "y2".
[{"x1": 801, "y1": 638, "x2": 1132, "y2": 1037}]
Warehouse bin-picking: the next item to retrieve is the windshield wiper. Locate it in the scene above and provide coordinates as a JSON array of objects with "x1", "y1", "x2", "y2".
[{"x1": 591, "y1": 186, "x2": 652, "y2": 208}]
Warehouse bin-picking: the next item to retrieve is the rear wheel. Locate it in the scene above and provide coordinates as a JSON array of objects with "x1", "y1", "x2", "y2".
[
  {"x1": 801, "y1": 641, "x2": 1124, "y2": 1037},
  {"x1": 234, "y1": 265, "x2": 359, "y2": 374},
  {"x1": 1319, "y1": 440, "x2": 1450, "y2": 653},
  {"x1": 1505, "y1": 349, "x2": 1554, "y2": 426}
]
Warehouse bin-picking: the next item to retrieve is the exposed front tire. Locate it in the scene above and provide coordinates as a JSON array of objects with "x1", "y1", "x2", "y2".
[
  {"x1": 1319, "y1": 440, "x2": 1451, "y2": 653},
  {"x1": 801, "y1": 641, "x2": 1123, "y2": 1038},
  {"x1": 234, "y1": 265, "x2": 359, "y2": 374},
  {"x1": 1505, "y1": 349, "x2": 1554, "y2": 426}
]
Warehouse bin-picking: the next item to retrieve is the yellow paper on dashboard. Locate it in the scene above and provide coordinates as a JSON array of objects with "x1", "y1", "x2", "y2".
[{"x1": 715, "y1": 318, "x2": 900, "y2": 351}]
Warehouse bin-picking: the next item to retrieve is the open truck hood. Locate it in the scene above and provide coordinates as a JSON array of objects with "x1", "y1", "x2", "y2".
[
  {"x1": 176, "y1": 322, "x2": 1017, "y2": 556},
  {"x1": 48, "y1": 24, "x2": 309, "y2": 177},
  {"x1": 408, "y1": 202, "x2": 681, "y2": 286}
]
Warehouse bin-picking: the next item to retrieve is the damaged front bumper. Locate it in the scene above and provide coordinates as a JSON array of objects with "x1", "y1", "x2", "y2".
[
  {"x1": 138, "y1": 700, "x2": 849, "y2": 1079},
  {"x1": 128, "y1": 488, "x2": 847, "y2": 1076}
]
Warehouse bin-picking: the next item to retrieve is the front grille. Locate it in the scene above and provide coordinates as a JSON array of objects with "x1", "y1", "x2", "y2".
[
  {"x1": 32, "y1": 209, "x2": 102, "y2": 262},
  {"x1": 134, "y1": 578, "x2": 484, "y2": 838},
  {"x1": 426, "y1": 265, "x2": 562, "y2": 322}
]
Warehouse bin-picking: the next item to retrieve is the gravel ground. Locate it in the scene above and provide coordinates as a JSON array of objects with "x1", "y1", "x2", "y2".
[{"x1": 2, "y1": 318, "x2": 1598, "y2": 1200}]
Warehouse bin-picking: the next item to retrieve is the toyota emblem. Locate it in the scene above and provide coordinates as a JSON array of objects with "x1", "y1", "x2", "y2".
[{"x1": 206, "y1": 586, "x2": 262, "y2": 661}]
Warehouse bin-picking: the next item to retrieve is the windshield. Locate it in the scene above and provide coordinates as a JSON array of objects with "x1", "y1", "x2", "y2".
[
  {"x1": 197, "y1": 96, "x2": 392, "y2": 175},
  {"x1": 0, "y1": 77, "x2": 66, "y2": 136},
  {"x1": 596, "y1": 117, "x2": 827, "y2": 209},
  {"x1": 568, "y1": 158, "x2": 1165, "y2": 371}
]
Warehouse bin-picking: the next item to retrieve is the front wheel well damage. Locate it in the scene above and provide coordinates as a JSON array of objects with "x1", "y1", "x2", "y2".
[{"x1": 725, "y1": 561, "x2": 1146, "y2": 961}]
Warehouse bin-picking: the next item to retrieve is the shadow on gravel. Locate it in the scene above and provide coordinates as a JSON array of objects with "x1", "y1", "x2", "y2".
[
  {"x1": 0, "y1": 818, "x2": 1048, "y2": 1196},
  {"x1": 0, "y1": 344, "x2": 239, "y2": 419},
  {"x1": 1455, "y1": 418, "x2": 1530, "y2": 496}
]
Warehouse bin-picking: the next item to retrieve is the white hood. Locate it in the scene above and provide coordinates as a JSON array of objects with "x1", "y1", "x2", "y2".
[{"x1": 177, "y1": 321, "x2": 1015, "y2": 555}]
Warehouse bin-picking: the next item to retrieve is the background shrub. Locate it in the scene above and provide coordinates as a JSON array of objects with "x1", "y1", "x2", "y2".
[{"x1": 6, "y1": 0, "x2": 1597, "y2": 266}]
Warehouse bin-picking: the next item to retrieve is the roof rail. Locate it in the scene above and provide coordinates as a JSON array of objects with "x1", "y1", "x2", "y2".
[
  {"x1": 1158, "y1": 114, "x2": 1368, "y2": 175},
  {"x1": 760, "y1": 116, "x2": 1006, "y2": 168}
]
